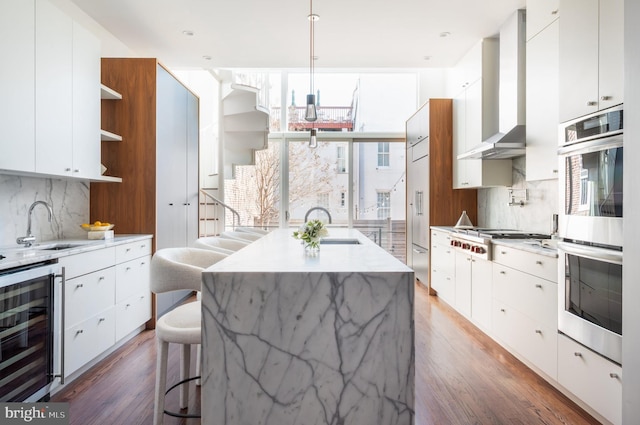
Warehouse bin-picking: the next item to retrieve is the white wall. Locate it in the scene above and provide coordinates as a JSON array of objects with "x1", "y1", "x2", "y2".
[{"x1": 622, "y1": 1, "x2": 640, "y2": 421}]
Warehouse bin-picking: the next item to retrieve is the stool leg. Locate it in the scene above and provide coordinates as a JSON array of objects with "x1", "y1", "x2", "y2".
[
  {"x1": 179, "y1": 344, "x2": 191, "y2": 409},
  {"x1": 154, "y1": 339, "x2": 169, "y2": 425}
]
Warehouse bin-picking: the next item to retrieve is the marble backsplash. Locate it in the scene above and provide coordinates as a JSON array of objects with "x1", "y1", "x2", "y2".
[
  {"x1": 0, "y1": 175, "x2": 88, "y2": 247},
  {"x1": 477, "y1": 157, "x2": 560, "y2": 234}
]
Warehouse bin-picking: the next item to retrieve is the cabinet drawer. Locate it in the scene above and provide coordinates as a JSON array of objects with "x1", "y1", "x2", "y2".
[
  {"x1": 492, "y1": 245, "x2": 557, "y2": 282},
  {"x1": 558, "y1": 334, "x2": 621, "y2": 425},
  {"x1": 64, "y1": 307, "x2": 115, "y2": 376},
  {"x1": 65, "y1": 267, "x2": 115, "y2": 327},
  {"x1": 493, "y1": 264, "x2": 557, "y2": 329},
  {"x1": 115, "y1": 255, "x2": 151, "y2": 303},
  {"x1": 493, "y1": 300, "x2": 558, "y2": 380},
  {"x1": 430, "y1": 229, "x2": 452, "y2": 247},
  {"x1": 59, "y1": 247, "x2": 115, "y2": 279},
  {"x1": 115, "y1": 239, "x2": 152, "y2": 263},
  {"x1": 116, "y1": 292, "x2": 151, "y2": 341}
]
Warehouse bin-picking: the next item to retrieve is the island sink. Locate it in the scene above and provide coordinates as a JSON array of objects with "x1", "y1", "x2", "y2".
[{"x1": 319, "y1": 237, "x2": 361, "y2": 244}]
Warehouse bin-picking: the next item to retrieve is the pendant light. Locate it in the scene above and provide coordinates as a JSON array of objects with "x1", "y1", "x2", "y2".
[{"x1": 305, "y1": 0, "x2": 319, "y2": 147}]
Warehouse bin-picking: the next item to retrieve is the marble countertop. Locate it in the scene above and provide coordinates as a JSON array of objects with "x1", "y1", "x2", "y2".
[
  {"x1": 204, "y1": 228, "x2": 412, "y2": 273},
  {"x1": 0, "y1": 234, "x2": 153, "y2": 271}
]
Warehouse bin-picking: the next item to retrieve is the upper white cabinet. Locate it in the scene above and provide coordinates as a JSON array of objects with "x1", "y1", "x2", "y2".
[
  {"x1": 0, "y1": 0, "x2": 102, "y2": 180},
  {"x1": 526, "y1": 0, "x2": 560, "y2": 41},
  {"x1": 526, "y1": 14, "x2": 560, "y2": 181},
  {"x1": 559, "y1": 0, "x2": 624, "y2": 122},
  {"x1": 451, "y1": 39, "x2": 512, "y2": 188},
  {"x1": 0, "y1": 0, "x2": 36, "y2": 172}
]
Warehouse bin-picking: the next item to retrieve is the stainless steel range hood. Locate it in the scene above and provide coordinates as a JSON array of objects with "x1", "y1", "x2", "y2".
[
  {"x1": 457, "y1": 125, "x2": 525, "y2": 159},
  {"x1": 459, "y1": 9, "x2": 526, "y2": 160}
]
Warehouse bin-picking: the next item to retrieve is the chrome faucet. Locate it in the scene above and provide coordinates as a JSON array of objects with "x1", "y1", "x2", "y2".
[
  {"x1": 304, "y1": 206, "x2": 332, "y2": 224},
  {"x1": 16, "y1": 201, "x2": 53, "y2": 247}
]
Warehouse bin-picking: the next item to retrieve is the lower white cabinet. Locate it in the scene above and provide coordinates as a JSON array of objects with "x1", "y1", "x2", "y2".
[
  {"x1": 558, "y1": 334, "x2": 622, "y2": 425},
  {"x1": 430, "y1": 230, "x2": 455, "y2": 305},
  {"x1": 454, "y1": 251, "x2": 491, "y2": 328},
  {"x1": 59, "y1": 238, "x2": 151, "y2": 378}
]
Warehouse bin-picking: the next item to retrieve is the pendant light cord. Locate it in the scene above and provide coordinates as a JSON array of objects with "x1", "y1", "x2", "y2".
[{"x1": 309, "y1": 0, "x2": 314, "y2": 97}]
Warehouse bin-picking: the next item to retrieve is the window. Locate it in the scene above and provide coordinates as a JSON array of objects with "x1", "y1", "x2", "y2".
[
  {"x1": 377, "y1": 192, "x2": 391, "y2": 219},
  {"x1": 377, "y1": 142, "x2": 390, "y2": 167},
  {"x1": 317, "y1": 193, "x2": 329, "y2": 209},
  {"x1": 337, "y1": 146, "x2": 347, "y2": 173}
]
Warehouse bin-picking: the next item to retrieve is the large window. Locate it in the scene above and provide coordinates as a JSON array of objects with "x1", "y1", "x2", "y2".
[{"x1": 337, "y1": 145, "x2": 347, "y2": 173}]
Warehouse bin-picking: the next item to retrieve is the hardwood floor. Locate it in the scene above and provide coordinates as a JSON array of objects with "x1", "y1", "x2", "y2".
[{"x1": 52, "y1": 283, "x2": 601, "y2": 424}]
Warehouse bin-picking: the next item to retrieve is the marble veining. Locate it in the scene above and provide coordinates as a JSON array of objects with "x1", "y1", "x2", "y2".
[
  {"x1": 0, "y1": 175, "x2": 88, "y2": 246},
  {"x1": 478, "y1": 157, "x2": 559, "y2": 233},
  {"x1": 201, "y1": 229, "x2": 414, "y2": 425}
]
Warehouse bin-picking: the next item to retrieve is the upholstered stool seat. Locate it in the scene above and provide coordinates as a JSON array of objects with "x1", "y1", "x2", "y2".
[{"x1": 151, "y1": 248, "x2": 227, "y2": 425}]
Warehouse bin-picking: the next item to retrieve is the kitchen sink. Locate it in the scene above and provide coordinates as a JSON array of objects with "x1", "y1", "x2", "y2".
[
  {"x1": 35, "y1": 243, "x2": 84, "y2": 251},
  {"x1": 320, "y1": 238, "x2": 361, "y2": 245}
]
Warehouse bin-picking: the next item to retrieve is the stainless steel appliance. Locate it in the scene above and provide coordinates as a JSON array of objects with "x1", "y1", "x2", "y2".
[
  {"x1": 558, "y1": 241, "x2": 622, "y2": 364},
  {"x1": 0, "y1": 261, "x2": 62, "y2": 401},
  {"x1": 449, "y1": 229, "x2": 551, "y2": 261},
  {"x1": 558, "y1": 105, "x2": 623, "y2": 247}
]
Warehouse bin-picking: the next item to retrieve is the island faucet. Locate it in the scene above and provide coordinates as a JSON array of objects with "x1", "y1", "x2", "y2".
[
  {"x1": 16, "y1": 201, "x2": 54, "y2": 247},
  {"x1": 304, "y1": 206, "x2": 332, "y2": 224}
]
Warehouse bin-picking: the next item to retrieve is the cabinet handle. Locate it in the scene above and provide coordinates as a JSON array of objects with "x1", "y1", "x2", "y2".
[
  {"x1": 126, "y1": 304, "x2": 131, "y2": 308},
  {"x1": 446, "y1": 277, "x2": 451, "y2": 280},
  {"x1": 535, "y1": 329, "x2": 542, "y2": 334},
  {"x1": 535, "y1": 284, "x2": 543, "y2": 289},
  {"x1": 99, "y1": 276, "x2": 105, "y2": 281},
  {"x1": 74, "y1": 169, "x2": 80, "y2": 173},
  {"x1": 553, "y1": 169, "x2": 558, "y2": 173},
  {"x1": 551, "y1": 9, "x2": 559, "y2": 15},
  {"x1": 169, "y1": 203, "x2": 174, "y2": 206},
  {"x1": 126, "y1": 248, "x2": 131, "y2": 252},
  {"x1": 76, "y1": 330, "x2": 84, "y2": 335},
  {"x1": 126, "y1": 267, "x2": 131, "y2": 271},
  {"x1": 535, "y1": 260, "x2": 543, "y2": 265},
  {"x1": 500, "y1": 308, "x2": 506, "y2": 313},
  {"x1": 500, "y1": 270, "x2": 506, "y2": 275},
  {"x1": 610, "y1": 373, "x2": 619, "y2": 379},
  {"x1": 574, "y1": 352, "x2": 582, "y2": 357},
  {"x1": 601, "y1": 95, "x2": 612, "y2": 101},
  {"x1": 586, "y1": 101, "x2": 598, "y2": 106},
  {"x1": 141, "y1": 244, "x2": 146, "y2": 248},
  {"x1": 501, "y1": 251, "x2": 507, "y2": 255},
  {"x1": 99, "y1": 318, "x2": 105, "y2": 322},
  {"x1": 140, "y1": 261, "x2": 146, "y2": 266},
  {"x1": 65, "y1": 167, "x2": 71, "y2": 172},
  {"x1": 76, "y1": 284, "x2": 84, "y2": 288}
]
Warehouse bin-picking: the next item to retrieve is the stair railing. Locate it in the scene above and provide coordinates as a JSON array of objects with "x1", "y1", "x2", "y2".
[{"x1": 199, "y1": 189, "x2": 241, "y2": 234}]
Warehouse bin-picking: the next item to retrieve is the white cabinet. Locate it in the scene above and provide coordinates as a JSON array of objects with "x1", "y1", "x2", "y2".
[
  {"x1": 526, "y1": 16, "x2": 560, "y2": 181},
  {"x1": 430, "y1": 229, "x2": 455, "y2": 305},
  {"x1": 526, "y1": 0, "x2": 560, "y2": 41},
  {"x1": 451, "y1": 39, "x2": 511, "y2": 189},
  {"x1": 559, "y1": 0, "x2": 624, "y2": 122},
  {"x1": 558, "y1": 334, "x2": 622, "y2": 425},
  {"x1": 492, "y1": 244, "x2": 558, "y2": 379},
  {"x1": 60, "y1": 248, "x2": 116, "y2": 377},
  {"x1": 454, "y1": 251, "x2": 491, "y2": 326},
  {"x1": 59, "y1": 239, "x2": 152, "y2": 378},
  {"x1": 0, "y1": 0, "x2": 102, "y2": 179},
  {"x1": 0, "y1": 0, "x2": 35, "y2": 172}
]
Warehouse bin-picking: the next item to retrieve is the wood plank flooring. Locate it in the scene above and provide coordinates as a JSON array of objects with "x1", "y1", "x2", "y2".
[{"x1": 52, "y1": 283, "x2": 601, "y2": 424}]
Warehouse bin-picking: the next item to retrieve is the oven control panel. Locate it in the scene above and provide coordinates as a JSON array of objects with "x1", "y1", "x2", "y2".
[{"x1": 449, "y1": 236, "x2": 490, "y2": 261}]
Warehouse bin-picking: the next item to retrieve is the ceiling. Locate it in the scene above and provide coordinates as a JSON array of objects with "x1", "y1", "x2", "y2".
[{"x1": 70, "y1": 0, "x2": 526, "y2": 70}]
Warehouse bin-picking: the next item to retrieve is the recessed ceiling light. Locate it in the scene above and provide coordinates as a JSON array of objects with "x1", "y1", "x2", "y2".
[
  {"x1": 439, "y1": 31, "x2": 451, "y2": 38},
  {"x1": 182, "y1": 30, "x2": 195, "y2": 36}
]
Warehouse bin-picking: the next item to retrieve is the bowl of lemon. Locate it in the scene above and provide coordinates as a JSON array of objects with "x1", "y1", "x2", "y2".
[{"x1": 81, "y1": 221, "x2": 115, "y2": 232}]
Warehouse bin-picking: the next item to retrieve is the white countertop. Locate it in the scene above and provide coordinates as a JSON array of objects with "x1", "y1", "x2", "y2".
[
  {"x1": 204, "y1": 228, "x2": 412, "y2": 273},
  {"x1": 0, "y1": 234, "x2": 153, "y2": 271}
]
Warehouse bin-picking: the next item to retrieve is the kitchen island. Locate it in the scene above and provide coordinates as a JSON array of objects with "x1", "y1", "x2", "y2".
[{"x1": 201, "y1": 228, "x2": 414, "y2": 425}]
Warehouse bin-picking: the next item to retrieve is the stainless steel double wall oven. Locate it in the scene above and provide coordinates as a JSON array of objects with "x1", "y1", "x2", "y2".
[{"x1": 558, "y1": 104, "x2": 623, "y2": 364}]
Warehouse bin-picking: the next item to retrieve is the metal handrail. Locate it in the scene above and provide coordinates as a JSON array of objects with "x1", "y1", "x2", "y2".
[{"x1": 200, "y1": 189, "x2": 241, "y2": 230}]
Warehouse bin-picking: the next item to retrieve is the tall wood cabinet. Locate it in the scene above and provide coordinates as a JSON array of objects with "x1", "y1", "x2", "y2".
[
  {"x1": 91, "y1": 58, "x2": 199, "y2": 318},
  {"x1": 405, "y1": 99, "x2": 477, "y2": 289}
]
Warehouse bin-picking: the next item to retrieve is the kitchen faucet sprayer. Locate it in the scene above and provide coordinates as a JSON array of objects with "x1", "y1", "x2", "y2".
[{"x1": 16, "y1": 201, "x2": 54, "y2": 247}]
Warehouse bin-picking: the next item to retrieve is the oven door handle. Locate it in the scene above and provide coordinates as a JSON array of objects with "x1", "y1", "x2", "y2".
[
  {"x1": 558, "y1": 241, "x2": 623, "y2": 265},
  {"x1": 557, "y1": 135, "x2": 623, "y2": 156}
]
